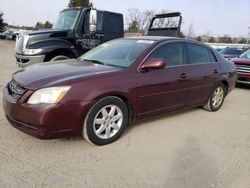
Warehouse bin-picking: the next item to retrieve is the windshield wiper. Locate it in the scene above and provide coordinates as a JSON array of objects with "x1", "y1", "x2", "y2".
[{"x1": 83, "y1": 59, "x2": 107, "y2": 66}]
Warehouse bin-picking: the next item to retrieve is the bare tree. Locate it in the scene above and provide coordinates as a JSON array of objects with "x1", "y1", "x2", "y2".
[
  {"x1": 187, "y1": 23, "x2": 195, "y2": 39},
  {"x1": 151, "y1": 10, "x2": 178, "y2": 28},
  {"x1": 140, "y1": 10, "x2": 156, "y2": 33},
  {"x1": 126, "y1": 8, "x2": 155, "y2": 34},
  {"x1": 126, "y1": 9, "x2": 180, "y2": 34}
]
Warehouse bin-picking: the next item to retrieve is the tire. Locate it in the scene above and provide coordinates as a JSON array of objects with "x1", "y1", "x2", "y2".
[
  {"x1": 50, "y1": 55, "x2": 70, "y2": 61},
  {"x1": 83, "y1": 96, "x2": 129, "y2": 145},
  {"x1": 203, "y1": 83, "x2": 226, "y2": 112}
]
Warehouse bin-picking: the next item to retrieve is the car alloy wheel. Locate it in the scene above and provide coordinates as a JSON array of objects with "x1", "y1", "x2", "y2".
[
  {"x1": 203, "y1": 83, "x2": 226, "y2": 112},
  {"x1": 212, "y1": 87, "x2": 224, "y2": 108},
  {"x1": 93, "y1": 105, "x2": 123, "y2": 139},
  {"x1": 83, "y1": 96, "x2": 128, "y2": 145}
]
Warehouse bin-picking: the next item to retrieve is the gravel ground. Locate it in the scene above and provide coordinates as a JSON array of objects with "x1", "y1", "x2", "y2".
[{"x1": 0, "y1": 40, "x2": 250, "y2": 188}]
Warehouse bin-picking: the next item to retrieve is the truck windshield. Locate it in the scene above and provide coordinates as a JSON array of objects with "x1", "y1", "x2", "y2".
[
  {"x1": 80, "y1": 39, "x2": 155, "y2": 68},
  {"x1": 53, "y1": 9, "x2": 80, "y2": 30}
]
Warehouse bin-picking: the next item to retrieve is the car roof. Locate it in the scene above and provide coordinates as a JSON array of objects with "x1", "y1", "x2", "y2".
[
  {"x1": 124, "y1": 36, "x2": 212, "y2": 49},
  {"x1": 125, "y1": 36, "x2": 180, "y2": 41}
]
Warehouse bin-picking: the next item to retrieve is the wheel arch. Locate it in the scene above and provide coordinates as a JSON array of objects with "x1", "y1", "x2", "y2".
[
  {"x1": 91, "y1": 93, "x2": 134, "y2": 123},
  {"x1": 44, "y1": 48, "x2": 78, "y2": 62},
  {"x1": 220, "y1": 79, "x2": 229, "y2": 95}
]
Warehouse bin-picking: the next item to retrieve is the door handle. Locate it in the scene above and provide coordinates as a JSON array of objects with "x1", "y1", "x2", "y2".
[
  {"x1": 213, "y1": 69, "x2": 218, "y2": 74},
  {"x1": 180, "y1": 73, "x2": 188, "y2": 79}
]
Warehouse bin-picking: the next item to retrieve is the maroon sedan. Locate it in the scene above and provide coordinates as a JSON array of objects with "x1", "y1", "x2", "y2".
[
  {"x1": 2, "y1": 37, "x2": 237, "y2": 145},
  {"x1": 231, "y1": 48, "x2": 250, "y2": 85}
]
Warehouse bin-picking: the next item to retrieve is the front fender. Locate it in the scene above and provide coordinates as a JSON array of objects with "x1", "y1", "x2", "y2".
[{"x1": 27, "y1": 38, "x2": 78, "y2": 55}]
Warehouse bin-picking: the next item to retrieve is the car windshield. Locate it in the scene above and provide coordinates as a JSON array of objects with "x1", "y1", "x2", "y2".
[
  {"x1": 80, "y1": 39, "x2": 155, "y2": 68},
  {"x1": 220, "y1": 48, "x2": 243, "y2": 55},
  {"x1": 239, "y1": 49, "x2": 250, "y2": 59},
  {"x1": 53, "y1": 9, "x2": 80, "y2": 30}
]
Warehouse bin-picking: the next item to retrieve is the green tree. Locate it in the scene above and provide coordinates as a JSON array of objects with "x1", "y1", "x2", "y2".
[
  {"x1": 35, "y1": 22, "x2": 42, "y2": 30},
  {"x1": 44, "y1": 21, "x2": 53, "y2": 29},
  {"x1": 238, "y1": 38, "x2": 247, "y2": 44},
  {"x1": 68, "y1": 0, "x2": 93, "y2": 8},
  {"x1": 127, "y1": 20, "x2": 140, "y2": 33},
  {"x1": 196, "y1": 36, "x2": 202, "y2": 41},
  {"x1": 218, "y1": 35, "x2": 232, "y2": 43},
  {"x1": 35, "y1": 21, "x2": 53, "y2": 30},
  {"x1": 0, "y1": 13, "x2": 6, "y2": 32},
  {"x1": 177, "y1": 31, "x2": 185, "y2": 38},
  {"x1": 208, "y1": 36, "x2": 216, "y2": 43}
]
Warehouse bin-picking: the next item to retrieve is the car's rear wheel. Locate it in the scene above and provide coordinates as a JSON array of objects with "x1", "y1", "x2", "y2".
[
  {"x1": 203, "y1": 83, "x2": 226, "y2": 112},
  {"x1": 83, "y1": 96, "x2": 128, "y2": 145}
]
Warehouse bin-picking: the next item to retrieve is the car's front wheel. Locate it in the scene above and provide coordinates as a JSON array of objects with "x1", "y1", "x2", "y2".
[
  {"x1": 203, "y1": 83, "x2": 226, "y2": 112},
  {"x1": 83, "y1": 96, "x2": 129, "y2": 145}
]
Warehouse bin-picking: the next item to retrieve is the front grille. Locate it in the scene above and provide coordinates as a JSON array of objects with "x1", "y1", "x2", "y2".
[
  {"x1": 235, "y1": 64, "x2": 250, "y2": 74},
  {"x1": 7, "y1": 80, "x2": 26, "y2": 101},
  {"x1": 238, "y1": 77, "x2": 250, "y2": 82}
]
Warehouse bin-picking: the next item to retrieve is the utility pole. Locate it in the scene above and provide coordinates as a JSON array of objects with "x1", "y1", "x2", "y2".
[{"x1": 247, "y1": 26, "x2": 250, "y2": 45}]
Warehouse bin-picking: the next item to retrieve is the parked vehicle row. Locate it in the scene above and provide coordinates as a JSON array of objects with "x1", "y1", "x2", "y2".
[
  {"x1": 220, "y1": 47, "x2": 247, "y2": 60},
  {"x1": 209, "y1": 45, "x2": 250, "y2": 85},
  {"x1": 231, "y1": 48, "x2": 250, "y2": 85},
  {"x1": 0, "y1": 31, "x2": 20, "y2": 40}
]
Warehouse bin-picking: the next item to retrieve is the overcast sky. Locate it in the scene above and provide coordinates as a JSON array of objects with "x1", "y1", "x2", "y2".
[{"x1": 0, "y1": 0, "x2": 249, "y2": 37}]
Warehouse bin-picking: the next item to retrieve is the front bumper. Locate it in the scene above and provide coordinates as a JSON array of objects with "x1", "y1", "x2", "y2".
[
  {"x1": 15, "y1": 53, "x2": 45, "y2": 68},
  {"x1": 2, "y1": 87, "x2": 91, "y2": 139}
]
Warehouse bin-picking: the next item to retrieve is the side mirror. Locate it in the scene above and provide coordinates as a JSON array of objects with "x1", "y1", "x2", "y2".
[
  {"x1": 140, "y1": 59, "x2": 166, "y2": 71},
  {"x1": 89, "y1": 9, "x2": 97, "y2": 33}
]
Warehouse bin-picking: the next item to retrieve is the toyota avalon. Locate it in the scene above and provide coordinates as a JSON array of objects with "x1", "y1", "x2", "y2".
[{"x1": 2, "y1": 36, "x2": 237, "y2": 145}]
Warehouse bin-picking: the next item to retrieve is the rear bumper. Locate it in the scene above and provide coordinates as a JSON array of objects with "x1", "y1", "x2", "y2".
[
  {"x1": 2, "y1": 90, "x2": 92, "y2": 139},
  {"x1": 15, "y1": 53, "x2": 45, "y2": 68}
]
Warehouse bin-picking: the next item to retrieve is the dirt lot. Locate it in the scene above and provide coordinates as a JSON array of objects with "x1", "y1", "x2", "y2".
[{"x1": 0, "y1": 40, "x2": 250, "y2": 188}]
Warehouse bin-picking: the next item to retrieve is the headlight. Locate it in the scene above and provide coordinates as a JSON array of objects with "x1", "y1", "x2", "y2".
[
  {"x1": 27, "y1": 86, "x2": 71, "y2": 104},
  {"x1": 23, "y1": 48, "x2": 42, "y2": 55}
]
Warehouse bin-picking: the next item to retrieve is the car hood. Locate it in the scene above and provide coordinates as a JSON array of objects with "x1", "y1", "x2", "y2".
[
  {"x1": 231, "y1": 58, "x2": 250, "y2": 65},
  {"x1": 29, "y1": 29, "x2": 70, "y2": 36},
  {"x1": 16, "y1": 29, "x2": 72, "y2": 54},
  {"x1": 223, "y1": 54, "x2": 238, "y2": 59},
  {"x1": 13, "y1": 59, "x2": 123, "y2": 90}
]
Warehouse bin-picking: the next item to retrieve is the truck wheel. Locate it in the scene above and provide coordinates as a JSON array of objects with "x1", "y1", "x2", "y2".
[
  {"x1": 50, "y1": 55, "x2": 70, "y2": 61},
  {"x1": 83, "y1": 96, "x2": 129, "y2": 145},
  {"x1": 203, "y1": 83, "x2": 226, "y2": 112}
]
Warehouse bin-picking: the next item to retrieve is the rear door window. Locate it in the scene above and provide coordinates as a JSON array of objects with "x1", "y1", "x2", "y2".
[{"x1": 186, "y1": 43, "x2": 217, "y2": 64}]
